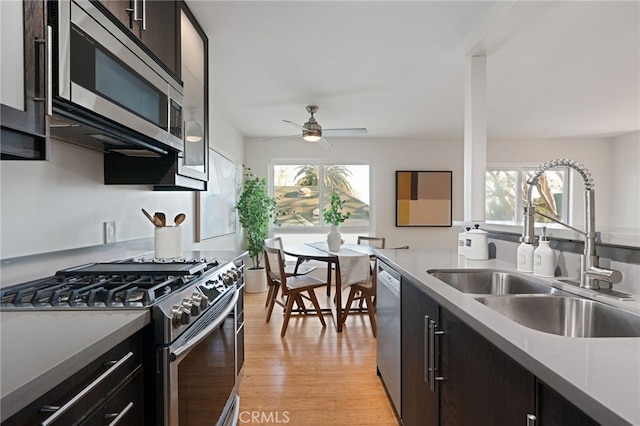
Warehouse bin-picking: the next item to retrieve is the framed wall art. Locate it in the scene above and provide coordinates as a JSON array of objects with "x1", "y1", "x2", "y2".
[
  {"x1": 196, "y1": 149, "x2": 238, "y2": 241},
  {"x1": 396, "y1": 170, "x2": 452, "y2": 227}
]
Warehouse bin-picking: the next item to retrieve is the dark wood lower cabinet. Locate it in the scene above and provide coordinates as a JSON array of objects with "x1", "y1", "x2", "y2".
[
  {"x1": 439, "y1": 307, "x2": 536, "y2": 425},
  {"x1": 2, "y1": 330, "x2": 145, "y2": 426},
  {"x1": 537, "y1": 381, "x2": 601, "y2": 426},
  {"x1": 401, "y1": 277, "x2": 439, "y2": 426}
]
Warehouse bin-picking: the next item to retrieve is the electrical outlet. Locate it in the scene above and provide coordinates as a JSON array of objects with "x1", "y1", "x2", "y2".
[{"x1": 104, "y1": 221, "x2": 116, "y2": 244}]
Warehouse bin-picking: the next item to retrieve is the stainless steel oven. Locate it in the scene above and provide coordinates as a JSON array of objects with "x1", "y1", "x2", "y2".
[{"x1": 155, "y1": 286, "x2": 239, "y2": 426}]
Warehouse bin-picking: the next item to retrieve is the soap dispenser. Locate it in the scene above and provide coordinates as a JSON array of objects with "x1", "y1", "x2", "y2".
[
  {"x1": 458, "y1": 227, "x2": 470, "y2": 256},
  {"x1": 517, "y1": 238, "x2": 534, "y2": 273},
  {"x1": 534, "y1": 227, "x2": 555, "y2": 277}
]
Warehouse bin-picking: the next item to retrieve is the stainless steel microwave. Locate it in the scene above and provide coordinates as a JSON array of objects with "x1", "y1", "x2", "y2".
[{"x1": 50, "y1": 0, "x2": 183, "y2": 155}]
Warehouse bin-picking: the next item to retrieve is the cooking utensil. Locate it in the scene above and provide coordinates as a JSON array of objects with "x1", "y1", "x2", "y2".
[
  {"x1": 141, "y1": 208, "x2": 157, "y2": 226},
  {"x1": 174, "y1": 213, "x2": 186, "y2": 226},
  {"x1": 155, "y1": 212, "x2": 166, "y2": 227}
]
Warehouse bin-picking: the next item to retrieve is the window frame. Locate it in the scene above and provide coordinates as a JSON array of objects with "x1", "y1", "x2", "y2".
[
  {"x1": 486, "y1": 163, "x2": 571, "y2": 226},
  {"x1": 268, "y1": 159, "x2": 374, "y2": 236}
]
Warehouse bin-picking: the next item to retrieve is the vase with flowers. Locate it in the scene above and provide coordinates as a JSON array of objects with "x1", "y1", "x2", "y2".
[{"x1": 323, "y1": 191, "x2": 351, "y2": 252}]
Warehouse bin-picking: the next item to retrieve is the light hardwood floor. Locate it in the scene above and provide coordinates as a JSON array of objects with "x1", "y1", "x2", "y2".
[{"x1": 238, "y1": 287, "x2": 400, "y2": 425}]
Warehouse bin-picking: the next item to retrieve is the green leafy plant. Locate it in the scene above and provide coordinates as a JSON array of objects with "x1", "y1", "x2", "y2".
[
  {"x1": 236, "y1": 167, "x2": 277, "y2": 269},
  {"x1": 323, "y1": 191, "x2": 351, "y2": 226}
]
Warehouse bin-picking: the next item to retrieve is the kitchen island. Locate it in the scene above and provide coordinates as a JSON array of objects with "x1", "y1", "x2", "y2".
[{"x1": 375, "y1": 248, "x2": 640, "y2": 426}]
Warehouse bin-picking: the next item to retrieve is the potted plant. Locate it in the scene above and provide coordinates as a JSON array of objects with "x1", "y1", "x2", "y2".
[
  {"x1": 236, "y1": 167, "x2": 277, "y2": 292},
  {"x1": 323, "y1": 191, "x2": 351, "y2": 252}
]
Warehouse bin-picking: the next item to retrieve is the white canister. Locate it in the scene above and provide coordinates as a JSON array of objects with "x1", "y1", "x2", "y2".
[
  {"x1": 154, "y1": 226, "x2": 182, "y2": 259},
  {"x1": 465, "y1": 225, "x2": 488, "y2": 260}
]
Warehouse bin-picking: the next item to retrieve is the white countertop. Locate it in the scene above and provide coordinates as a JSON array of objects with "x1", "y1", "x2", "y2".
[
  {"x1": 375, "y1": 248, "x2": 640, "y2": 426},
  {"x1": 0, "y1": 309, "x2": 150, "y2": 421}
]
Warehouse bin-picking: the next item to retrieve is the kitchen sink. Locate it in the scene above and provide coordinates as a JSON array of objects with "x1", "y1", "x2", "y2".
[
  {"x1": 428, "y1": 269, "x2": 564, "y2": 295},
  {"x1": 476, "y1": 295, "x2": 640, "y2": 338}
]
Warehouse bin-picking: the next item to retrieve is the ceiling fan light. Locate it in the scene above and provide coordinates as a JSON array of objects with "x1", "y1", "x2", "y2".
[{"x1": 303, "y1": 134, "x2": 321, "y2": 142}]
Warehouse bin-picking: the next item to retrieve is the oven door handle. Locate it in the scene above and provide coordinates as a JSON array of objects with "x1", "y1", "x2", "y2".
[{"x1": 170, "y1": 289, "x2": 238, "y2": 363}]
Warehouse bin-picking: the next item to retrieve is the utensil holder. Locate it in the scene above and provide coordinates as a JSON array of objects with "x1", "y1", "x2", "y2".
[{"x1": 155, "y1": 226, "x2": 182, "y2": 259}]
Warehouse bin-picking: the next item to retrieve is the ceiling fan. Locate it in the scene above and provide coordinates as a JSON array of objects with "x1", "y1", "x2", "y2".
[{"x1": 266, "y1": 106, "x2": 367, "y2": 149}]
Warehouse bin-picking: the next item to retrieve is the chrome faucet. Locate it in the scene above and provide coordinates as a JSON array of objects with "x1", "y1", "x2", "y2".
[{"x1": 522, "y1": 159, "x2": 622, "y2": 290}]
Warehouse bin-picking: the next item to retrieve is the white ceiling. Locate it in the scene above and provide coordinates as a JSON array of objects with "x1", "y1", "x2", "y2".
[{"x1": 186, "y1": 1, "x2": 640, "y2": 141}]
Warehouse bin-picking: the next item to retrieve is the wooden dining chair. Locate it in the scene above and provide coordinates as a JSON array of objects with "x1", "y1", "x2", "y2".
[
  {"x1": 352, "y1": 236, "x2": 386, "y2": 310},
  {"x1": 263, "y1": 245, "x2": 327, "y2": 337},
  {"x1": 263, "y1": 237, "x2": 316, "y2": 307},
  {"x1": 342, "y1": 267, "x2": 377, "y2": 337}
]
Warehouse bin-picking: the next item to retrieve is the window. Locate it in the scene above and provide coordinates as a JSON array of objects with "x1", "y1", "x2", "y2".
[
  {"x1": 270, "y1": 162, "x2": 372, "y2": 236},
  {"x1": 485, "y1": 166, "x2": 569, "y2": 225}
]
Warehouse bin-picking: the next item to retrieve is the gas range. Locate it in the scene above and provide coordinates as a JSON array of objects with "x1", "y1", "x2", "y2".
[{"x1": 0, "y1": 256, "x2": 242, "y2": 345}]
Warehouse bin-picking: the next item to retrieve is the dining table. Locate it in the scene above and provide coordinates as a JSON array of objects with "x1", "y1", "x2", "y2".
[{"x1": 283, "y1": 242, "x2": 377, "y2": 332}]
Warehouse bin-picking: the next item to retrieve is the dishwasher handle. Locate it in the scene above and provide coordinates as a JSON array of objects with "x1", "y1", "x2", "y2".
[{"x1": 377, "y1": 270, "x2": 400, "y2": 296}]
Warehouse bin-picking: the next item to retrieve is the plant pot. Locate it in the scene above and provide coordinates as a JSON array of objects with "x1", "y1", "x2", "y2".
[
  {"x1": 327, "y1": 225, "x2": 342, "y2": 252},
  {"x1": 245, "y1": 267, "x2": 268, "y2": 293}
]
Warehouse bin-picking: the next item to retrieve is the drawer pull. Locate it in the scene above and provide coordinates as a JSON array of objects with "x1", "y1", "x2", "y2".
[
  {"x1": 40, "y1": 351, "x2": 134, "y2": 425},
  {"x1": 106, "y1": 402, "x2": 134, "y2": 425}
]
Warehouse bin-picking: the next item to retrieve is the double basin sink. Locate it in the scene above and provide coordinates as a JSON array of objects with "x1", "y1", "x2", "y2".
[{"x1": 427, "y1": 269, "x2": 640, "y2": 338}]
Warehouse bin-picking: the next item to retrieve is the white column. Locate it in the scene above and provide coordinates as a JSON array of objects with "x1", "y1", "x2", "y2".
[{"x1": 463, "y1": 55, "x2": 487, "y2": 223}]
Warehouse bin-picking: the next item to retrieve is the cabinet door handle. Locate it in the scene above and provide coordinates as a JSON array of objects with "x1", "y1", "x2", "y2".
[
  {"x1": 423, "y1": 315, "x2": 430, "y2": 384},
  {"x1": 34, "y1": 25, "x2": 52, "y2": 116},
  {"x1": 141, "y1": 0, "x2": 146, "y2": 31},
  {"x1": 126, "y1": 0, "x2": 139, "y2": 24},
  {"x1": 105, "y1": 402, "x2": 134, "y2": 425},
  {"x1": 40, "y1": 351, "x2": 134, "y2": 426},
  {"x1": 429, "y1": 319, "x2": 445, "y2": 392},
  {"x1": 527, "y1": 414, "x2": 537, "y2": 425}
]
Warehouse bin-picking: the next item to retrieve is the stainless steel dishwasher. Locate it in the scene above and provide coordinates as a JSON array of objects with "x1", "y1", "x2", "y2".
[{"x1": 376, "y1": 260, "x2": 401, "y2": 417}]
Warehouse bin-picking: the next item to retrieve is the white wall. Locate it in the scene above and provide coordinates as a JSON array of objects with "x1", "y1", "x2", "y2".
[
  {"x1": 0, "y1": 100, "x2": 245, "y2": 260},
  {"x1": 243, "y1": 137, "x2": 465, "y2": 250},
  {"x1": 487, "y1": 137, "x2": 615, "y2": 228},
  {"x1": 610, "y1": 131, "x2": 640, "y2": 229},
  {"x1": 243, "y1": 135, "x2": 636, "y2": 251}
]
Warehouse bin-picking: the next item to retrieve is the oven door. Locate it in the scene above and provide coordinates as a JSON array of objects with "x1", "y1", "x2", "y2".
[{"x1": 157, "y1": 289, "x2": 239, "y2": 426}]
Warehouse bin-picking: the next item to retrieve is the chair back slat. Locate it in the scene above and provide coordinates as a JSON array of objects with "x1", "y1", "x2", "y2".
[
  {"x1": 264, "y1": 245, "x2": 285, "y2": 284},
  {"x1": 357, "y1": 236, "x2": 386, "y2": 249}
]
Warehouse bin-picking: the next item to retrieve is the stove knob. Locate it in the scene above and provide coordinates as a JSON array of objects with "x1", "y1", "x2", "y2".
[
  {"x1": 192, "y1": 293, "x2": 209, "y2": 310},
  {"x1": 183, "y1": 298, "x2": 200, "y2": 316},
  {"x1": 171, "y1": 306, "x2": 191, "y2": 327},
  {"x1": 222, "y1": 273, "x2": 234, "y2": 285}
]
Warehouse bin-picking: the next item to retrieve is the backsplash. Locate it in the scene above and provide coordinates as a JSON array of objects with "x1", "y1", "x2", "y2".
[{"x1": 489, "y1": 233, "x2": 640, "y2": 296}]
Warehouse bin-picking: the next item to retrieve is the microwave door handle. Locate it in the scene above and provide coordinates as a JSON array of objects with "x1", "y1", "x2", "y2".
[{"x1": 170, "y1": 290, "x2": 238, "y2": 363}]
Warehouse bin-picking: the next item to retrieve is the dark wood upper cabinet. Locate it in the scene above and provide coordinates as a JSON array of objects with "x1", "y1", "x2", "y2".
[
  {"x1": 1, "y1": 0, "x2": 49, "y2": 160},
  {"x1": 97, "y1": 0, "x2": 179, "y2": 78}
]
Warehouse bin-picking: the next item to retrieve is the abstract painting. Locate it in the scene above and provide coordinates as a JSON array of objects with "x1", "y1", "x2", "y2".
[
  {"x1": 196, "y1": 150, "x2": 238, "y2": 241},
  {"x1": 396, "y1": 171, "x2": 452, "y2": 227}
]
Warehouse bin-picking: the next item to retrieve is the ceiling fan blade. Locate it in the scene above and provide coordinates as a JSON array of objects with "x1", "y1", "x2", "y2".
[
  {"x1": 263, "y1": 135, "x2": 299, "y2": 143},
  {"x1": 322, "y1": 128, "x2": 368, "y2": 136},
  {"x1": 317, "y1": 137, "x2": 332, "y2": 149},
  {"x1": 283, "y1": 120, "x2": 309, "y2": 131}
]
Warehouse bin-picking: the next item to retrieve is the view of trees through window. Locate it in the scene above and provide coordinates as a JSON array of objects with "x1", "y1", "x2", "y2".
[
  {"x1": 486, "y1": 168, "x2": 567, "y2": 224},
  {"x1": 272, "y1": 163, "x2": 370, "y2": 229}
]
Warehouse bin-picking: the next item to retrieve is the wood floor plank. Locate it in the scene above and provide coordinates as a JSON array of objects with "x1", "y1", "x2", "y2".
[{"x1": 238, "y1": 289, "x2": 400, "y2": 425}]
